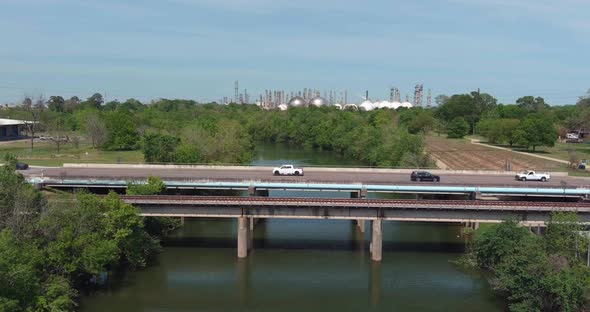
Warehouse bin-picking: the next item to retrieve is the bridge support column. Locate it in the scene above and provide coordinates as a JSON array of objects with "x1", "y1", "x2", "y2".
[
  {"x1": 371, "y1": 219, "x2": 382, "y2": 261},
  {"x1": 357, "y1": 220, "x2": 366, "y2": 233},
  {"x1": 237, "y1": 217, "x2": 249, "y2": 258},
  {"x1": 473, "y1": 222, "x2": 479, "y2": 230},
  {"x1": 350, "y1": 188, "x2": 367, "y2": 199},
  {"x1": 469, "y1": 192, "x2": 482, "y2": 200},
  {"x1": 180, "y1": 217, "x2": 185, "y2": 226}
]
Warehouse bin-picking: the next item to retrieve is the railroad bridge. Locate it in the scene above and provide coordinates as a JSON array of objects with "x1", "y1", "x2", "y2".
[{"x1": 121, "y1": 195, "x2": 590, "y2": 261}]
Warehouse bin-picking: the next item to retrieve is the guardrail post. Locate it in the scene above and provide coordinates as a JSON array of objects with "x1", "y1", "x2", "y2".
[{"x1": 371, "y1": 219, "x2": 382, "y2": 261}]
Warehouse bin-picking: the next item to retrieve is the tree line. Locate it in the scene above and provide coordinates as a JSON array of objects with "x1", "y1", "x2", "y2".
[
  {"x1": 435, "y1": 90, "x2": 590, "y2": 152},
  {"x1": 2, "y1": 88, "x2": 590, "y2": 166},
  {"x1": 2, "y1": 94, "x2": 436, "y2": 168}
]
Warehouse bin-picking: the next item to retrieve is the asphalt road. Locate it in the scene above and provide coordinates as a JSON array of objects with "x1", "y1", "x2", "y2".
[{"x1": 20, "y1": 167, "x2": 590, "y2": 188}]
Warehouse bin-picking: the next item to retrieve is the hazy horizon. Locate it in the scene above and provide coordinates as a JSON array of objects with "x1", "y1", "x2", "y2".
[{"x1": 1, "y1": 0, "x2": 588, "y2": 105}]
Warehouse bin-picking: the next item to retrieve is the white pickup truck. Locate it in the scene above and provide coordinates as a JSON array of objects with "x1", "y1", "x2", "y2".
[
  {"x1": 515, "y1": 170, "x2": 551, "y2": 182},
  {"x1": 273, "y1": 164, "x2": 304, "y2": 176}
]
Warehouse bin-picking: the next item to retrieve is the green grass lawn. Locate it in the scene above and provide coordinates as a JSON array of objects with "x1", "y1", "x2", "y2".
[
  {"x1": 478, "y1": 141, "x2": 590, "y2": 163},
  {"x1": 0, "y1": 139, "x2": 144, "y2": 166},
  {"x1": 523, "y1": 142, "x2": 590, "y2": 162}
]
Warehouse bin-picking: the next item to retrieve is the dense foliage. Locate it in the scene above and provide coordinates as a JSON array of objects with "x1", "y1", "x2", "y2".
[
  {"x1": 1, "y1": 95, "x2": 438, "y2": 167},
  {"x1": 4, "y1": 88, "x2": 590, "y2": 165},
  {"x1": 468, "y1": 215, "x2": 590, "y2": 311},
  {"x1": 0, "y1": 165, "x2": 160, "y2": 311}
]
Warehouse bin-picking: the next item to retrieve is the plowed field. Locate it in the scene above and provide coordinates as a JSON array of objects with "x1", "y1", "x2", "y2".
[{"x1": 425, "y1": 136, "x2": 565, "y2": 171}]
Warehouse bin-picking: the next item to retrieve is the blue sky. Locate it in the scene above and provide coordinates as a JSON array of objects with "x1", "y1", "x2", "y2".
[{"x1": 0, "y1": 0, "x2": 589, "y2": 105}]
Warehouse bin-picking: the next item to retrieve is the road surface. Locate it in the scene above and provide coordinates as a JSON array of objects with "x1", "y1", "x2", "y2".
[{"x1": 20, "y1": 166, "x2": 590, "y2": 188}]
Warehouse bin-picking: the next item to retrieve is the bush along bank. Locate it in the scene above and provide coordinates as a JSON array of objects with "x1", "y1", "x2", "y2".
[
  {"x1": 458, "y1": 215, "x2": 590, "y2": 312},
  {"x1": 0, "y1": 164, "x2": 162, "y2": 311}
]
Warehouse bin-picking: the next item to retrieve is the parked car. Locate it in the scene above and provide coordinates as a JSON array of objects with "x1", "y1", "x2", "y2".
[
  {"x1": 410, "y1": 171, "x2": 440, "y2": 182},
  {"x1": 514, "y1": 170, "x2": 550, "y2": 182},
  {"x1": 15, "y1": 162, "x2": 29, "y2": 170},
  {"x1": 273, "y1": 164, "x2": 304, "y2": 176}
]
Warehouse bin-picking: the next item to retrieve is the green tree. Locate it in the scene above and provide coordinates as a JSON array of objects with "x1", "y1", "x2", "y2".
[
  {"x1": 0, "y1": 163, "x2": 44, "y2": 239},
  {"x1": 103, "y1": 110, "x2": 140, "y2": 150},
  {"x1": 516, "y1": 96, "x2": 549, "y2": 112},
  {"x1": 496, "y1": 104, "x2": 527, "y2": 119},
  {"x1": 0, "y1": 230, "x2": 41, "y2": 311},
  {"x1": 35, "y1": 275, "x2": 77, "y2": 312},
  {"x1": 471, "y1": 91, "x2": 498, "y2": 120},
  {"x1": 127, "y1": 176, "x2": 166, "y2": 195},
  {"x1": 47, "y1": 96, "x2": 65, "y2": 113},
  {"x1": 407, "y1": 110, "x2": 435, "y2": 134},
  {"x1": 142, "y1": 134, "x2": 180, "y2": 163},
  {"x1": 436, "y1": 94, "x2": 477, "y2": 124},
  {"x1": 545, "y1": 212, "x2": 588, "y2": 262},
  {"x1": 514, "y1": 116, "x2": 558, "y2": 151},
  {"x1": 473, "y1": 219, "x2": 532, "y2": 270},
  {"x1": 85, "y1": 93, "x2": 104, "y2": 109},
  {"x1": 446, "y1": 117, "x2": 469, "y2": 138},
  {"x1": 173, "y1": 144, "x2": 201, "y2": 163},
  {"x1": 494, "y1": 233, "x2": 549, "y2": 311},
  {"x1": 477, "y1": 118, "x2": 520, "y2": 145}
]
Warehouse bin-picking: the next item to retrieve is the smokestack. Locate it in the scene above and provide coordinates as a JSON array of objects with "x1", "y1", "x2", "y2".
[{"x1": 366, "y1": 90, "x2": 369, "y2": 101}]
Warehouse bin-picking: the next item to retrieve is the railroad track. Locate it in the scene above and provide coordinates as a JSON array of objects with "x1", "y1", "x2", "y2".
[{"x1": 120, "y1": 195, "x2": 590, "y2": 210}]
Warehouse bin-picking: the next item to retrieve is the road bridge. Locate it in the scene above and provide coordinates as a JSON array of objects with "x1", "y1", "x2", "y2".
[
  {"x1": 22, "y1": 165, "x2": 588, "y2": 189},
  {"x1": 22, "y1": 165, "x2": 590, "y2": 199},
  {"x1": 120, "y1": 195, "x2": 590, "y2": 261}
]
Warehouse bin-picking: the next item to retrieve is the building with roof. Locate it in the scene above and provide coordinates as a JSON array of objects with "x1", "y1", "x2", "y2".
[{"x1": 0, "y1": 118, "x2": 32, "y2": 140}]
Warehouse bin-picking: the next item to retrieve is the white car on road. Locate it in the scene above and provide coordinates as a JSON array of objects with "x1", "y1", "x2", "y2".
[
  {"x1": 515, "y1": 170, "x2": 550, "y2": 182},
  {"x1": 273, "y1": 164, "x2": 304, "y2": 176}
]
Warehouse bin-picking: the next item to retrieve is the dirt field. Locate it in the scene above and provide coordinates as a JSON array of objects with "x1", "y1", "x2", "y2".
[{"x1": 425, "y1": 136, "x2": 566, "y2": 171}]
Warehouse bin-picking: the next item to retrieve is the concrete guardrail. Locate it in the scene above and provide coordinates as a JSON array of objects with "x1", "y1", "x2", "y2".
[{"x1": 62, "y1": 163, "x2": 570, "y2": 177}]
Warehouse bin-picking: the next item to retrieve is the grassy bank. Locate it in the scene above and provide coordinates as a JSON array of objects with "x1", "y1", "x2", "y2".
[{"x1": 0, "y1": 138, "x2": 144, "y2": 166}]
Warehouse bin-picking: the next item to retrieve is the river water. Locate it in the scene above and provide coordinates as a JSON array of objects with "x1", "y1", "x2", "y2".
[{"x1": 80, "y1": 143, "x2": 504, "y2": 311}]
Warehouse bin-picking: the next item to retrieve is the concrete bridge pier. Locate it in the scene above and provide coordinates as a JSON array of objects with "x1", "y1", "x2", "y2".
[
  {"x1": 237, "y1": 217, "x2": 250, "y2": 258},
  {"x1": 469, "y1": 191, "x2": 483, "y2": 200},
  {"x1": 350, "y1": 188, "x2": 367, "y2": 199},
  {"x1": 357, "y1": 220, "x2": 366, "y2": 233},
  {"x1": 371, "y1": 219, "x2": 383, "y2": 261}
]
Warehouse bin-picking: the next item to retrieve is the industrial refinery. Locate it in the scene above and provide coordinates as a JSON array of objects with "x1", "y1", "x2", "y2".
[{"x1": 224, "y1": 81, "x2": 432, "y2": 111}]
